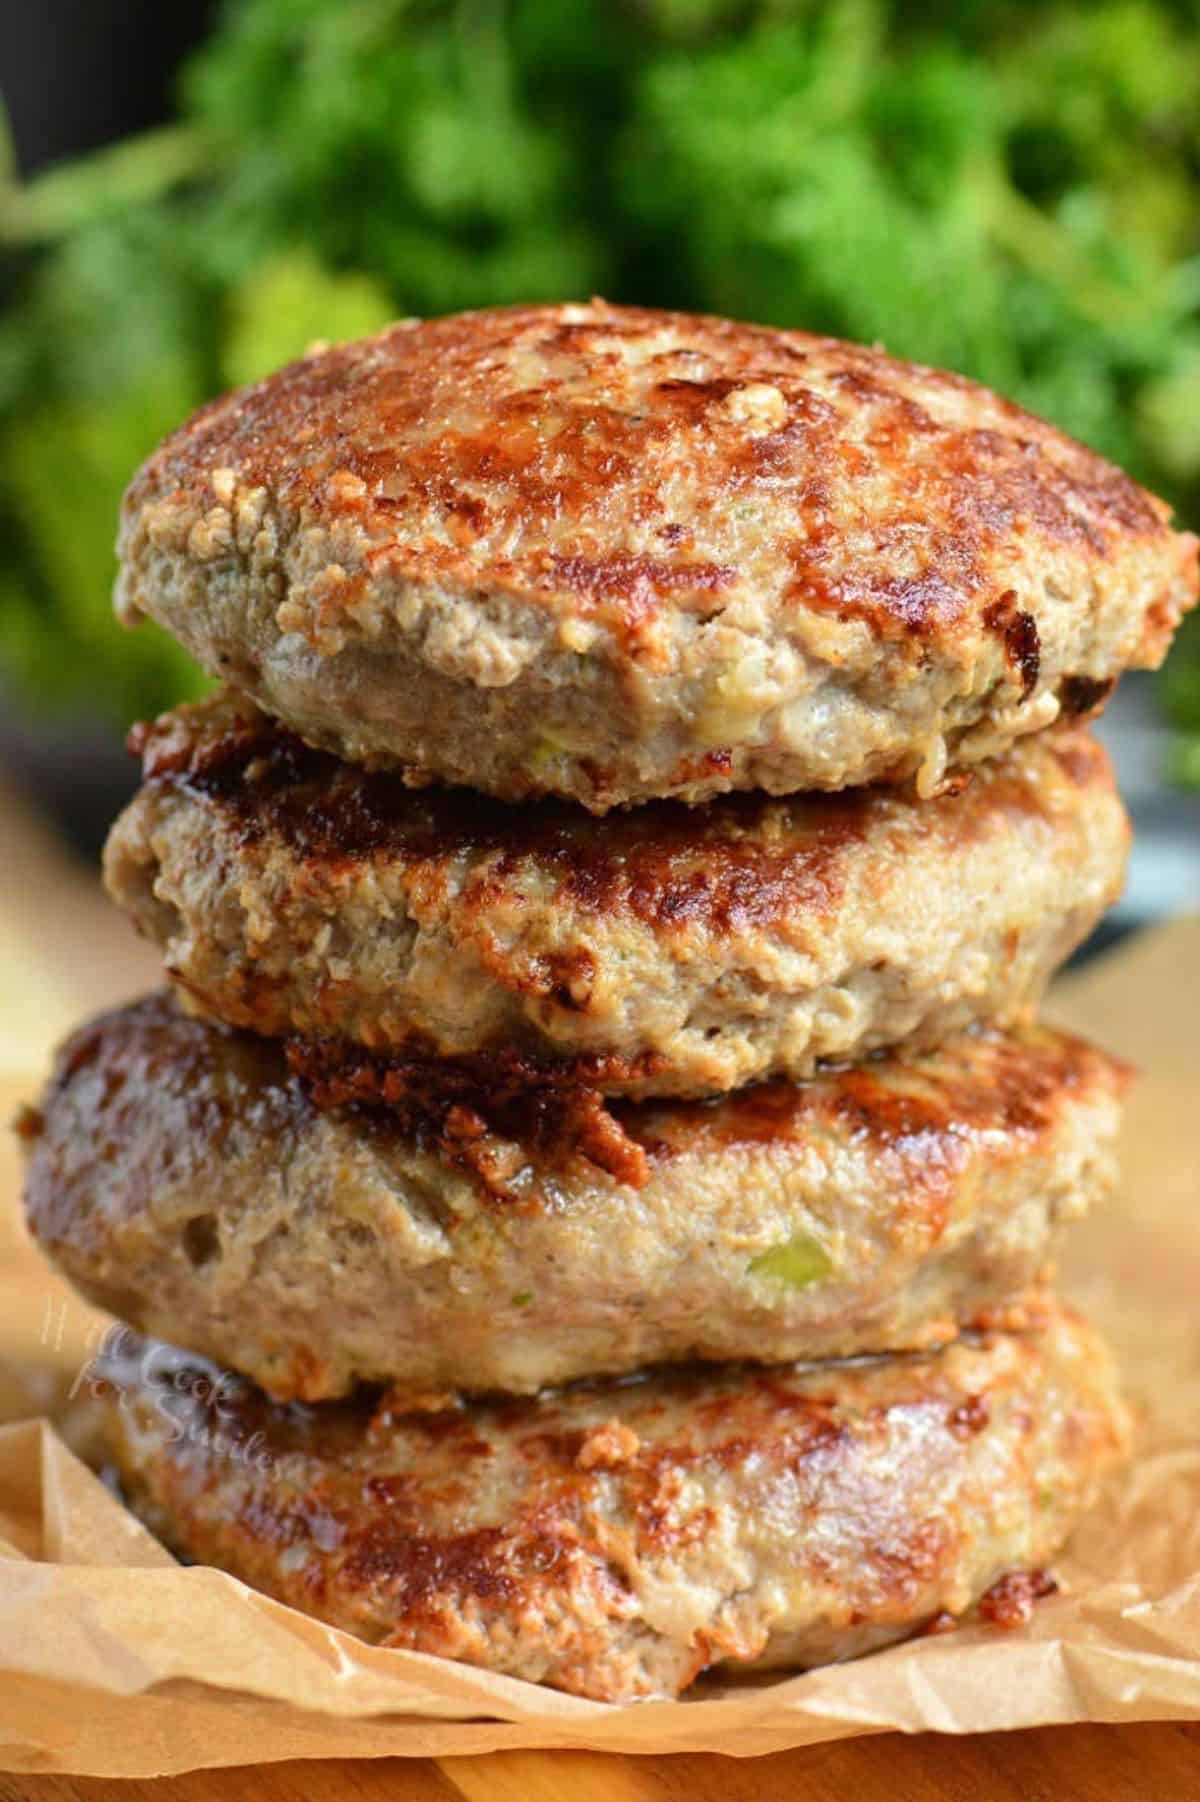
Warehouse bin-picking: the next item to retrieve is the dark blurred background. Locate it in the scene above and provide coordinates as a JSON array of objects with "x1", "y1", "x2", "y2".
[
  {"x1": 1, "y1": 5, "x2": 216, "y2": 173},
  {"x1": 1, "y1": 0, "x2": 1198, "y2": 933}
]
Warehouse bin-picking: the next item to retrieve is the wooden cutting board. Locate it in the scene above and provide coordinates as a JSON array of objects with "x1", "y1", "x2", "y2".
[{"x1": 1, "y1": 775, "x2": 1198, "y2": 1798}]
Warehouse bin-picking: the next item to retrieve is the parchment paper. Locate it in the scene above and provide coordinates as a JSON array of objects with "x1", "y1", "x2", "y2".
[{"x1": 1, "y1": 920, "x2": 1198, "y2": 1775}]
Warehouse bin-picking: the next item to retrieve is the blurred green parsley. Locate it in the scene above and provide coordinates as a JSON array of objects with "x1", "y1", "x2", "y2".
[{"x1": 2, "y1": 0, "x2": 1199, "y2": 769}]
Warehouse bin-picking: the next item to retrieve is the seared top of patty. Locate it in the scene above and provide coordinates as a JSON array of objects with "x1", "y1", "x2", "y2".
[
  {"x1": 108, "y1": 692, "x2": 1127, "y2": 1095},
  {"x1": 23, "y1": 990, "x2": 1128, "y2": 1201},
  {"x1": 114, "y1": 303, "x2": 1196, "y2": 806},
  {"x1": 97, "y1": 1307, "x2": 1128, "y2": 1700},
  {"x1": 119, "y1": 301, "x2": 1193, "y2": 658},
  {"x1": 22, "y1": 992, "x2": 1124, "y2": 1398},
  {"x1": 128, "y1": 689, "x2": 1117, "y2": 936}
]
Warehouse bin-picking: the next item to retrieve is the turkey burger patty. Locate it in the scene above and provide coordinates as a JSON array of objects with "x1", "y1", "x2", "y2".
[
  {"x1": 94, "y1": 1307, "x2": 1127, "y2": 1703},
  {"x1": 21, "y1": 993, "x2": 1127, "y2": 1401},
  {"x1": 114, "y1": 303, "x2": 1196, "y2": 810},
  {"x1": 104, "y1": 693, "x2": 1128, "y2": 1098}
]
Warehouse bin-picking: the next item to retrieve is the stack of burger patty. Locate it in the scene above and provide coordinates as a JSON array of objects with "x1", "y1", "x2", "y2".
[{"x1": 21, "y1": 303, "x2": 1198, "y2": 1703}]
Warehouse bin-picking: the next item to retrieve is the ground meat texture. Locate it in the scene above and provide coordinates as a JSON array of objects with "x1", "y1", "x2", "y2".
[
  {"x1": 94, "y1": 1307, "x2": 1128, "y2": 1702},
  {"x1": 22, "y1": 994, "x2": 1128, "y2": 1401},
  {"x1": 104, "y1": 693, "x2": 1129, "y2": 1098},
  {"x1": 113, "y1": 303, "x2": 1197, "y2": 809}
]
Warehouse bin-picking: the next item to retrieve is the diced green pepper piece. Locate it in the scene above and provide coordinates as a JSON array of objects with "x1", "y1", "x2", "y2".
[{"x1": 747, "y1": 1233, "x2": 833, "y2": 1288}]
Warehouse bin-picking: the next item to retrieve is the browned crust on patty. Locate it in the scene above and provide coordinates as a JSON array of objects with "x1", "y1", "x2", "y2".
[
  {"x1": 23, "y1": 991, "x2": 1130, "y2": 1202},
  {"x1": 105, "y1": 691, "x2": 1130, "y2": 1097},
  {"x1": 127, "y1": 698, "x2": 888, "y2": 930},
  {"x1": 126, "y1": 690, "x2": 1116, "y2": 933},
  {"x1": 283, "y1": 1008, "x2": 1129, "y2": 1181},
  {"x1": 94, "y1": 1309, "x2": 1128, "y2": 1701},
  {"x1": 279, "y1": 1036, "x2": 656, "y2": 1187},
  {"x1": 120, "y1": 302, "x2": 1191, "y2": 654},
  {"x1": 114, "y1": 302, "x2": 1197, "y2": 808},
  {"x1": 22, "y1": 994, "x2": 1127, "y2": 1398}
]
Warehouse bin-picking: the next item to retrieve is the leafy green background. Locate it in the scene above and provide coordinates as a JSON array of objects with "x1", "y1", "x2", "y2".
[{"x1": 3, "y1": 0, "x2": 1199, "y2": 763}]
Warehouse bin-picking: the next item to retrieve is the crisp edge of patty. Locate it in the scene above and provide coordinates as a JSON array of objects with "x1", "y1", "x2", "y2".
[
  {"x1": 20, "y1": 993, "x2": 1129, "y2": 1399},
  {"x1": 104, "y1": 697, "x2": 1130, "y2": 1097},
  {"x1": 94, "y1": 1308, "x2": 1129, "y2": 1702}
]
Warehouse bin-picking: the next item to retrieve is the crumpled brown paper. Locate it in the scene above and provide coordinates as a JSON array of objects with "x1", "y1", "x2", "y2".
[{"x1": 1, "y1": 920, "x2": 1199, "y2": 1775}]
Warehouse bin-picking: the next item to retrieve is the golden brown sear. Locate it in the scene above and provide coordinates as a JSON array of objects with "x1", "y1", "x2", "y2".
[
  {"x1": 23, "y1": 992, "x2": 1127, "y2": 1400},
  {"x1": 95, "y1": 1306, "x2": 1128, "y2": 1701},
  {"x1": 105, "y1": 690, "x2": 1129, "y2": 1097},
  {"x1": 115, "y1": 302, "x2": 1197, "y2": 808}
]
